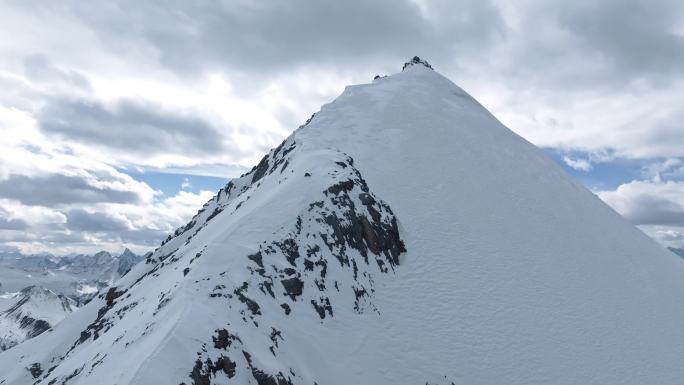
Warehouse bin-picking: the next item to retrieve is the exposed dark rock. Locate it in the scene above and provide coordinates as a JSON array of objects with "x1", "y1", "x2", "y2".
[
  {"x1": 275, "y1": 239, "x2": 300, "y2": 266},
  {"x1": 242, "y1": 351, "x2": 294, "y2": 385},
  {"x1": 213, "y1": 329, "x2": 241, "y2": 350},
  {"x1": 28, "y1": 363, "x2": 42, "y2": 379},
  {"x1": 311, "y1": 297, "x2": 333, "y2": 319},
  {"x1": 189, "y1": 359, "x2": 210, "y2": 385},
  {"x1": 325, "y1": 179, "x2": 355, "y2": 195},
  {"x1": 104, "y1": 287, "x2": 126, "y2": 307},
  {"x1": 260, "y1": 280, "x2": 275, "y2": 298},
  {"x1": 251, "y1": 155, "x2": 270, "y2": 184},
  {"x1": 402, "y1": 56, "x2": 433, "y2": 70},
  {"x1": 280, "y1": 303, "x2": 291, "y2": 315},
  {"x1": 248, "y1": 251, "x2": 264, "y2": 268},
  {"x1": 206, "y1": 207, "x2": 223, "y2": 222},
  {"x1": 214, "y1": 356, "x2": 237, "y2": 379},
  {"x1": 234, "y1": 283, "x2": 261, "y2": 316},
  {"x1": 18, "y1": 316, "x2": 50, "y2": 338},
  {"x1": 280, "y1": 277, "x2": 304, "y2": 300},
  {"x1": 269, "y1": 327, "x2": 283, "y2": 356}
]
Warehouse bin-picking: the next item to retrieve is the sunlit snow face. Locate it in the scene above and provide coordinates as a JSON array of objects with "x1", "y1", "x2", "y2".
[{"x1": 0, "y1": 0, "x2": 682, "y2": 253}]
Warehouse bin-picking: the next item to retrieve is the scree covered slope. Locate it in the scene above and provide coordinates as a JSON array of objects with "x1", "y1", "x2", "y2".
[{"x1": 2, "y1": 57, "x2": 684, "y2": 385}]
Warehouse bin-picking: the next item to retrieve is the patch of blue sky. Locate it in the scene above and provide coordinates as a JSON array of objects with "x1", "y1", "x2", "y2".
[
  {"x1": 543, "y1": 148, "x2": 655, "y2": 191},
  {"x1": 122, "y1": 169, "x2": 229, "y2": 197}
]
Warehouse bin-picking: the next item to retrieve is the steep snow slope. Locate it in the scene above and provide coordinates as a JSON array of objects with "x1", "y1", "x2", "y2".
[
  {"x1": 0, "y1": 286, "x2": 76, "y2": 351},
  {"x1": 2, "y1": 58, "x2": 684, "y2": 385}
]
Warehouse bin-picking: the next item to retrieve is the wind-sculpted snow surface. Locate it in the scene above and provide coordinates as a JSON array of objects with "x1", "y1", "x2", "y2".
[{"x1": 3, "y1": 58, "x2": 684, "y2": 385}]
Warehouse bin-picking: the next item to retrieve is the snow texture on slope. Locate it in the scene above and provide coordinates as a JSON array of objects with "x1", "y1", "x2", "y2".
[{"x1": 1, "y1": 57, "x2": 684, "y2": 385}]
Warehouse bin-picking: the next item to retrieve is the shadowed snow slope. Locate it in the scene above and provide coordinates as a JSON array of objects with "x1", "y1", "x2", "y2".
[{"x1": 2, "y1": 58, "x2": 684, "y2": 385}]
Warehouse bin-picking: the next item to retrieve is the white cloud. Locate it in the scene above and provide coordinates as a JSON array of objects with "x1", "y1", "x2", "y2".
[
  {"x1": 181, "y1": 178, "x2": 191, "y2": 190},
  {"x1": 0, "y1": 189, "x2": 215, "y2": 256},
  {"x1": 562, "y1": 156, "x2": 593, "y2": 171},
  {"x1": 598, "y1": 179, "x2": 684, "y2": 247},
  {"x1": 0, "y1": 103, "x2": 218, "y2": 254},
  {"x1": 642, "y1": 158, "x2": 683, "y2": 180}
]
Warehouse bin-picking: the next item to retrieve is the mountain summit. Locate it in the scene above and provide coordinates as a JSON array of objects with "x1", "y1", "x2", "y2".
[
  {"x1": 0, "y1": 286, "x2": 76, "y2": 351},
  {"x1": 402, "y1": 55, "x2": 433, "y2": 70},
  {"x1": 2, "y1": 59, "x2": 684, "y2": 385}
]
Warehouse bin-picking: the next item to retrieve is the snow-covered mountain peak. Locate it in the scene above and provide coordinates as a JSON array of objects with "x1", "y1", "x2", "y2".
[
  {"x1": 117, "y1": 249, "x2": 144, "y2": 277},
  {"x1": 2, "y1": 63, "x2": 684, "y2": 385},
  {"x1": 19, "y1": 285, "x2": 56, "y2": 299},
  {"x1": 0, "y1": 285, "x2": 75, "y2": 351}
]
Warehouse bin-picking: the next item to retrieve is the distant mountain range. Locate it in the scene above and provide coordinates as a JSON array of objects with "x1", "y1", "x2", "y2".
[
  {"x1": 0, "y1": 249, "x2": 144, "y2": 303},
  {"x1": 0, "y1": 249, "x2": 144, "y2": 351},
  {"x1": 669, "y1": 247, "x2": 684, "y2": 258}
]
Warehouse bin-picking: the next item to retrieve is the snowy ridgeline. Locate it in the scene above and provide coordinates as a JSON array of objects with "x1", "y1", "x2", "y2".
[
  {"x1": 0, "y1": 249, "x2": 143, "y2": 351},
  {"x1": 1, "y1": 57, "x2": 684, "y2": 385}
]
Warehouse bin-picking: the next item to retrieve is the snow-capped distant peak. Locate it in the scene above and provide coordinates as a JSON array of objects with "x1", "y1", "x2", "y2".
[{"x1": 0, "y1": 285, "x2": 76, "y2": 351}]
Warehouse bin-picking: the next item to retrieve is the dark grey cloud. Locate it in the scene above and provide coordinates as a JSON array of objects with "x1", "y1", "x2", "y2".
[
  {"x1": 0, "y1": 229, "x2": 88, "y2": 244},
  {"x1": 0, "y1": 209, "x2": 167, "y2": 247},
  {"x1": 0, "y1": 217, "x2": 29, "y2": 230},
  {"x1": 557, "y1": 0, "x2": 684, "y2": 84},
  {"x1": 64, "y1": 208, "x2": 167, "y2": 246},
  {"x1": 74, "y1": 225, "x2": 167, "y2": 246},
  {"x1": 501, "y1": 0, "x2": 684, "y2": 90},
  {"x1": 15, "y1": 0, "x2": 505, "y2": 77},
  {"x1": 117, "y1": 228, "x2": 168, "y2": 245},
  {"x1": 38, "y1": 98, "x2": 229, "y2": 156},
  {"x1": 65, "y1": 209, "x2": 129, "y2": 232},
  {"x1": 620, "y1": 195, "x2": 684, "y2": 227},
  {"x1": 0, "y1": 174, "x2": 142, "y2": 206},
  {"x1": 16, "y1": 0, "x2": 681, "y2": 92}
]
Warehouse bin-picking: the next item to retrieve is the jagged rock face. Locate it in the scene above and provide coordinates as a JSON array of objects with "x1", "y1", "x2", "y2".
[
  {"x1": 117, "y1": 249, "x2": 144, "y2": 277},
  {"x1": 3, "y1": 60, "x2": 684, "y2": 385},
  {"x1": 402, "y1": 56, "x2": 433, "y2": 71},
  {"x1": 0, "y1": 286, "x2": 76, "y2": 351}
]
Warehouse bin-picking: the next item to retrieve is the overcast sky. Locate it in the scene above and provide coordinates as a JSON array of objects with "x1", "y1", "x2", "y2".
[{"x1": 0, "y1": 0, "x2": 683, "y2": 255}]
